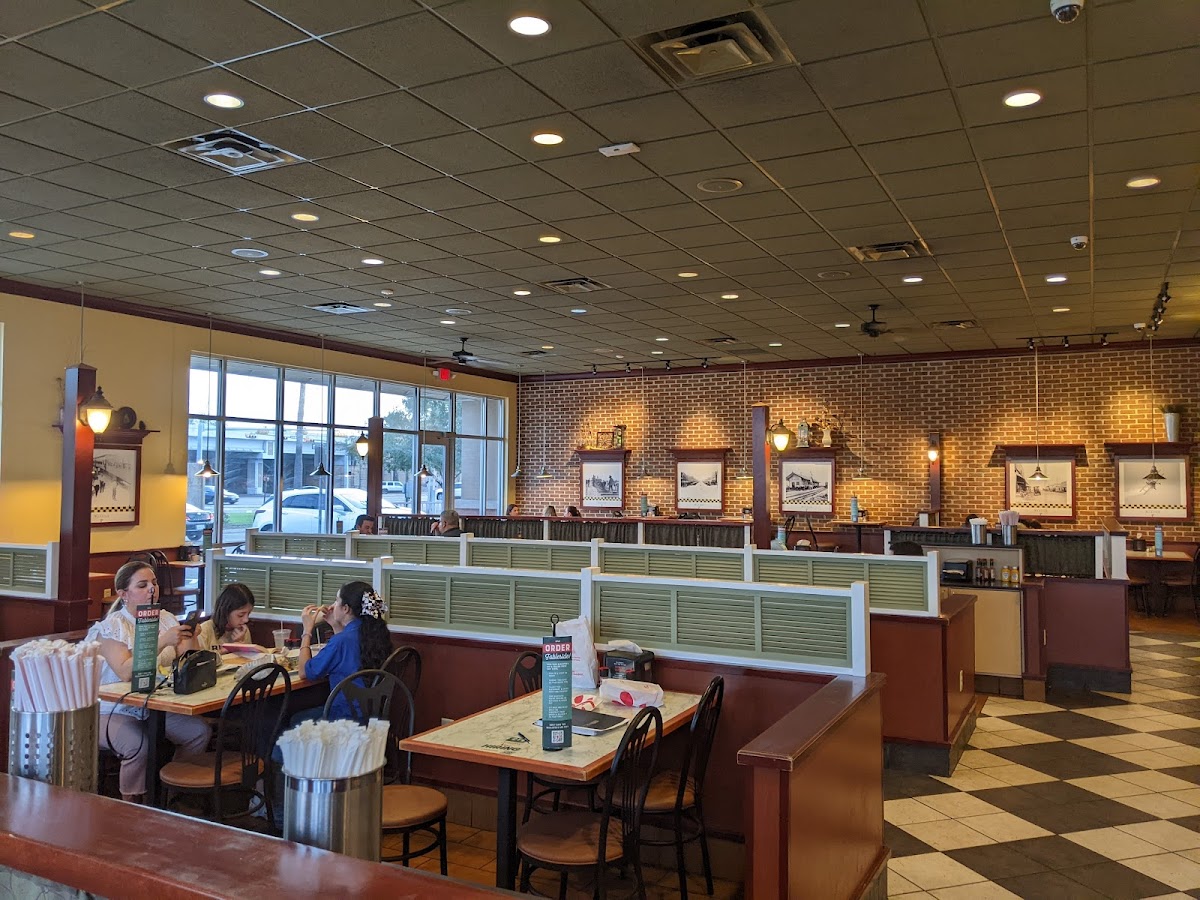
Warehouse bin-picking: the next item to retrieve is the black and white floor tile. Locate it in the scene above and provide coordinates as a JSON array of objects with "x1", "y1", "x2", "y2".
[{"x1": 887, "y1": 632, "x2": 1200, "y2": 899}]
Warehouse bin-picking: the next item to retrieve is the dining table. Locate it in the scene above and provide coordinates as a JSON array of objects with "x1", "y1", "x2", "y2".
[
  {"x1": 99, "y1": 654, "x2": 319, "y2": 807},
  {"x1": 401, "y1": 688, "x2": 701, "y2": 891},
  {"x1": 1127, "y1": 548, "x2": 1194, "y2": 616}
]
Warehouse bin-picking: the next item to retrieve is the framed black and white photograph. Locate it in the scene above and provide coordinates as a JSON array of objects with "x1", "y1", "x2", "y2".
[
  {"x1": 675, "y1": 459, "x2": 724, "y2": 511},
  {"x1": 779, "y1": 456, "x2": 835, "y2": 515},
  {"x1": 1006, "y1": 457, "x2": 1076, "y2": 519},
  {"x1": 1116, "y1": 455, "x2": 1191, "y2": 521},
  {"x1": 581, "y1": 459, "x2": 624, "y2": 509},
  {"x1": 92, "y1": 445, "x2": 141, "y2": 526}
]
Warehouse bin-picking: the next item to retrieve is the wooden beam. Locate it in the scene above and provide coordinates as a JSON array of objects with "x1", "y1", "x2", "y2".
[
  {"x1": 58, "y1": 364, "x2": 95, "y2": 631},
  {"x1": 752, "y1": 403, "x2": 771, "y2": 549},
  {"x1": 366, "y1": 416, "x2": 383, "y2": 520}
]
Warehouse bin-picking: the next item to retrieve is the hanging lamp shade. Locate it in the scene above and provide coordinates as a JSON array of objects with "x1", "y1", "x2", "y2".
[
  {"x1": 416, "y1": 463, "x2": 433, "y2": 479},
  {"x1": 1144, "y1": 334, "x2": 1164, "y2": 485},
  {"x1": 768, "y1": 418, "x2": 794, "y2": 452},
  {"x1": 196, "y1": 459, "x2": 219, "y2": 479},
  {"x1": 354, "y1": 432, "x2": 369, "y2": 458},
  {"x1": 534, "y1": 464, "x2": 552, "y2": 479},
  {"x1": 79, "y1": 386, "x2": 113, "y2": 433},
  {"x1": 310, "y1": 461, "x2": 331, "y2": 478},
  {"x1": 852, "y1": 465, "x2": 870, "y2": 481},
  {"x1": 510, "y1": 463, "x2": 523, "y2": 478}
]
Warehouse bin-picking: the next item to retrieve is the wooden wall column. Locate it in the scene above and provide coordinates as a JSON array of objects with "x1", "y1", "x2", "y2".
[
  {"x1": 366, "y1": 416, "x2": 383, "y2": 520},
  {"x1": 752, "y1": 403, "x2": 772, "y2": 550},
  {"x1": 57, "y1": 364, "x2": 95, "y2": 632}
]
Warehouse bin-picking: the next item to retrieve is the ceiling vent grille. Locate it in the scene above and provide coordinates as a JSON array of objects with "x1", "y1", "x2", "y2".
[
  {"x1": 165, "y1": 128, "x2": 305, "y2": 174},
  {"x1": 633, "y1": 11, "x2": 791, "y2": 85},
  {"x1": 933, "y1": 319, "x2": 979, "y2": 330},
  {"x1": 538, "y1": 277, "x2": 610, "y2": 294},
  {"x1": 706, "y1": 336, "x2": 739, "y2": 345},
  {"x1": 308, "y1": 302, "x2": 371, "y2": 315},
  {"x1": 845, "y1": 239, "x2": 932, "y2": 262}
]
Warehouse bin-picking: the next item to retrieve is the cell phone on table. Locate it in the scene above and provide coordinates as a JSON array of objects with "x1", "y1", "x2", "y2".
[{"x1": 180, "y1": 610, "x2": 201, "y2": 632}]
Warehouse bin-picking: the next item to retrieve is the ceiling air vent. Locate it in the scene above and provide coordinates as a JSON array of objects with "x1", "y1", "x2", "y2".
[
  {"x1": 845, "y1": 239, "x2": 932, "y2": 262},
  {"x1": 706, "y1": 336, "x2": 739, "y2": 345},
  {"x1": 523, "y1": 349, "x2": 549, "y2": 357},
  {"x1": 308, "y1": 302, "x2": 371, "y2": 315},
  {"x1": 165, "y1": 128, "x2": 305, "y2": 174},
  {"x1": 633, "y1": 11, "x2": 791, "y2": 85},
  {"x1": 933, "y1": 319, "x2": 979, "y2": 330},
  {"x1": 538, "y1": 277, "x2": 609, "y2": 294}
]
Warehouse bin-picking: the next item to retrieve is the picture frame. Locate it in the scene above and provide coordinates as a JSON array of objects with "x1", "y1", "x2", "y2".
[
  {"x1": 675, "y1": 458, "x2": 724, "y2": 511},
  {"x1": 92, "y1": 445, "x2": 141, "y2": 526},
  {"x1": 1005, "y1": 457, "x2": 1076, "y2": 519},
  {"x1": 779, "y1": 454, "x2": 835, "y2": 515},
  {"x1": 580, "y1": 454, "x2": 625, "y2": 509},
  {"x1": 1115, "y1": 455, "x2": 1191, "y2": 521}
]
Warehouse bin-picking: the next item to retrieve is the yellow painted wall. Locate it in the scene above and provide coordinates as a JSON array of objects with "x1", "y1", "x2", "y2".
[{"x1": 0, "y1": 289, "x2": 515, "y2": 550}]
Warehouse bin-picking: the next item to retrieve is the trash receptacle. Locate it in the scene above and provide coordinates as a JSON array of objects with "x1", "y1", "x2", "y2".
[
  {"x1": 8, "y1": 702, "x2": 99, "y2": 793},
  {"x1": 283, "y1": 766, "x2": 383, "y2": 861}
]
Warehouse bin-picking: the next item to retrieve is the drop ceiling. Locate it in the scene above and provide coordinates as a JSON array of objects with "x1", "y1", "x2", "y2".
[{"x1": 0, "y1": 0, "x2": 1196, "y2": 374}]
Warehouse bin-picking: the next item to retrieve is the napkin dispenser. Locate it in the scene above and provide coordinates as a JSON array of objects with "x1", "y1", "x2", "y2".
[
  {"x1": 604, "y1": 648, "x2": 654, "y2": 682},
  {"x1": 173, "y1": 649, "x2": 218, "y2": 695}
]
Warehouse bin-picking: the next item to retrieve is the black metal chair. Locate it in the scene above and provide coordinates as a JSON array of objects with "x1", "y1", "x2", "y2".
[
  {"x1": 324, "y1": 669, "x2": 448, "y2": 874},
  {"x1": 383, "y1": 644, "x2": 422, "y2": 698},
  {"x1": 517, "y1": 706, "x2": 663, "y2": 899},
  {"x1": 629, "y1": 676, "x2": 724, "y2": 899},
  {"x1": 160, "y1": 662, "x2": 291, "y2": 825},
  {"x1": 507, "y1": 650, "x2": 600, "y2": 823}
]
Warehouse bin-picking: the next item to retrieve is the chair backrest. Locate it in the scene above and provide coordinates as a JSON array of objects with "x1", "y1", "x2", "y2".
[
  {"x1": 600, "y1": 706, "x2": 662, "y2": 859},
  {"x1": 507, "y1": 650, "x2": 542, "y2": 700},
  {"x1": 677, "y1": 676, "x2": 725, "y2": 805},
  {"x1": 128, "y1": 550, "x2": 175, "y2": 595},
  {"x1": 324, "y1": 668, "x2": 414, "y2": 784},
  {"x1": 382, "y1": 645, "x2": 422, "y2": 697},
  {"x1": 216, "y1": 662, "x2": 291, "y2": 790}
]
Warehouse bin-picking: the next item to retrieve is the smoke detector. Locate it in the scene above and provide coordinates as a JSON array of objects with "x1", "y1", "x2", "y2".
[{"x1": 633, "y1": 11, "x2": 791, "y2": 85}]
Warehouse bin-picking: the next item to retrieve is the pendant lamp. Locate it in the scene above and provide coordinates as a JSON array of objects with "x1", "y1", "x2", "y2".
[
  {"x1": 74, "y1": 284, "x2": 113, "y2": 434},
  {"x1": 1029, "y1": 344, "x2": 1048, "y2": 481},
  {"x1": 309, "y1": 335, "x2": 331, "y2": 478},
  {"x1": 1144, "y1": 334, "x2": 1166, "y2": 483},
  {"x1": 416, "y1": 355, "x2": 434, "y2": 479},
  {"x1": 354, "y1": 432, "x2": 369, "y2": 458},
  {"x1": 197, "y1": 315, "x2": 220, "y2": 478},
  {"x1": 510, "y1": 369, "x2": 523, "y2": 477}
]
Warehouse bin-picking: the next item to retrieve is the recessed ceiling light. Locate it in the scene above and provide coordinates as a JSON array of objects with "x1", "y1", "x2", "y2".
[
  {"x1": 1045, "y1": 274, "x2": 1068, "y2": 284},
  {"x1": 445, "y1": 308, "x2": 471, "y2": 315},
  {"x1": 258, "y1": 268, "x2": 281, "y2": 276},
  {"x1": 1003, "y1": 89, "x2": 1042, "y2": 108},
  {"x1": 508, "y1": 15, "x2": 550, "y2": 36},
  {"x1": 231, "y1": 247, "x2": 268, "y2": 258},
  {"x1": 7, "y1": 230, "x2": 35, "y2": 239},
  {"x1": 374, "y1": 302, "x2": 392, "y2": 308},
  {"x1": 677, "y1": 271, "x2": 698, "y2": 278},
  {"x1": 361, "y1": 257, "x2": 384, "y2": 265},
  {"x1": 570, "y1": 308, "x2": 587, "y2": 314},
  {"x1": 513, "y1": 289, "x2": 531, "y2": 296},
  {"x1": 532, "y1": 132, "x2": 563, "y2": 145},
  {"x1": 902, "y1": 276, "x2": 924, "y2": 284},
  {"x1": 615, "y1": 354, "x2": 625, "y2": 359},
  {"x1": 290, "y1": 212, "x2": 319, "y2": 222},
  {"x1": 696, "y1": 177, "x2": 743, "y2": 194},
  {"x1": 1125, "y1": 175, "x2": 1161, "y2": 189},
  {"x1": 651, "y1": 350, "x2": 664, "y2": 355},
  {"x1": 720, "y1": 293, "x2": 739, "y2": 300},
  {"x1": 440, "y1": 319, "x2": 456, "y2": 325},
  {"x1": 541, "y1": 344, "x2": 554, "y2": 350},
  {"x1": 817, "y1": 270, "x2": 850, "y2": 280},
  {"x1": 1052, "y1": 307, "x2": 1071, "y2": 313},
  {"x1": 768, "y1": 342, "x2": 783, "y2": 347},
  {"x1": 834, "y1": 322, "x2": 851, "y2": 328},
  {"x1": 204, "y1": 92, "x2": 244, "y2": 109},
  {"x1": 380, "y1": 289, "x2": 395, "y2": 296},
  {"x1": 538, "y1": 235, "x2": 561, "y2": 244},
  {"x1": 655, "y1": 337, "x2": 669, "y2": 342}
]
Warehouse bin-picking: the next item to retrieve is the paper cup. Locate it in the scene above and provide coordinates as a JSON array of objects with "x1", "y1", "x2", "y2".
[{"x1": 273, "y1": 628, "x2": 290, "y2": 651}]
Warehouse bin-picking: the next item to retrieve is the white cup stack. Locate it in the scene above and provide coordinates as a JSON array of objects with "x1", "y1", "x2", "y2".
[
  {"x1": 277, "y1": 718, "x2": 389, "y2": 779},
  {"x1": 12, "y1": 639, "x2": 103, "y2": 713}
]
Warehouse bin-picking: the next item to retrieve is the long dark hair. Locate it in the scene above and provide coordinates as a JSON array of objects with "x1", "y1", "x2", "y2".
[
  {"x1": 338, "y1": 581, "x2": 391, "y2": 669},
  {"x1": 213, "y1": 582, "x2": 255, "y2": 635}
]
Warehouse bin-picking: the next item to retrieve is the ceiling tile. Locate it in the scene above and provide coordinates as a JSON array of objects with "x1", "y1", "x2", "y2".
[
  {"x1": 320, "y1": 147, "x2": 440, "y2": 187},
  {"x1": 540, "y1": 152, "x2": 653, "y2": 190},
  {"x1": 386, "y1": 178, "x2": 493, "y2": 211},
  {"x1": 0, "y1": 93, "x2": 46, "y2": 126},
  {"x1": 636, "y1": 132, "x2": 747, "y2": 177},
  {"x1": 681, "y1": 67, "x2": 821, "y2": 128},
  {"x1": 247, "y1": 112, "x2": 379, "y2": 160},
  {"x1": 329, "y1": 13, "x2": 499, "y2": 88},
  {"x1": 516, "y1": 43, "x2": 666, "y2": 108},
  {"x1": 835, "y1": 92, "x2": 962, "y2": 144},
  {"x1": 0, "y1": 44, "x2": 122, "y2": 108},
  {"x1": 230, "y1": 41, "x2": 394, "y2": 108},
  {"x1": 585, "y1": 178, "x2": 689, "y2": 211},
  {"x1": 625, "y1": 203, "x2": 719, "y2": 232},
  {"x1": 1093, "y1": 48, "x2": 1200, "y2": 107},
  {"x1": 5, "y1": 113, "x2": 142, "y2": 160},
  {"x1": 0, "y1": 176, "x2": 103, "y2": 210},
  {"x1": 577, "y1": 92, "x2": 710, "y2": 143},
  {"x1": 39, "y1": 163, "x2": 159, "y2": 201},
  {"x1": 97, "y1": 147, "x2": 217, "y2": 189},
  {"x1": 414, "y1": 68, "x2": 565, "y2": 130},
  {"x1": 955, "y1": 67, "x2": 1086, "y2": 128},
  {"x1": 318, "y1": 191, "x2": 420, "y2": 222},
  {"x1": 481, "y1": 115, "x2": 609, "y2": 162},
  {"x1": 805, "y1": 41, "x2": 947, "y2": 107},
  {"x1": 760, "y1": 148, "x2": 873, "y2": 188},
  {"x1": 585, "y1": 0, "x2": 750, "y2": 37},
  {"x1": 112, "y1": 0, "x2": 307, "y2": 63},
  {"x1": 244, "y1": 163, "x2": 363, "y2": 200},
  {"x1": 437, "y1": 0, "x2": 613, "y2": 64},
  {"x1": 66, "y1": 92, "x2": 217, "y2": 146},
  {"x1": 373, "y1": 214, "x2": 470, "y2": 240},
  {"x1": 509, "y1": 191, "x2": 609, "y2": 221},
  {"x1": 940, "y1": 18, "x2": 1085, "y2": 86},
  {"x1": 768, "y1": 0, "x2": 928, "y2": 62},
  {"x1": 181, "y1": 177, "x2": 294, "y2": 211},
  {"x1": 792, "y1": 178, "x2": 892, "y2": 211},
  {"x1": 320, "y1": 91, "x2": 465, "y2": 145},
  {"x1": 21, "y1": 211, "x2": 119, "y2": 239},
  {"x1": 970, "y1": 112, "x2": 1088, "y2": 159},
  {"x1": 1091, "y1": 0, "x2": 1199, "y2": 61},
  {"x1": 253, "y1": 0, "x2": 419, "y2": 36},
  {"x1": 458, "y1": 164, "x2": 569, "y2": 201},
  {"x1": 858, "y1": 131, "x2": 974, "y2": 174},
  {"x1": 726, "y1": 112, "x2": 847, "y2": 161},
  {"x1": 142, "y1": 70, "x2": 302, "y2": 127},
  {"x1": 24, "y1": 14, "x2": 207, "y2": 88},
  {"x1": 398, "y1": 132, "x2": 522, "y2": 175}
]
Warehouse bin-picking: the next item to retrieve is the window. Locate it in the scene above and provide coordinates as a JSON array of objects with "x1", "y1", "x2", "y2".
[{"x1": 188, "y1": 357, "x2": 506, "y2": 541}]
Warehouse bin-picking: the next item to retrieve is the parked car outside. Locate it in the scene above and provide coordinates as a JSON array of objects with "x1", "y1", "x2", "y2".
[
  {"x1": 203, "y1": 485, "x2": 240, "y2": 505},
  {"x1": 250, "y1": 487, "x2": 408, "y2": 533},
  {"x1": 185, "y1": 503, "x2": 214, "y2": 541}
]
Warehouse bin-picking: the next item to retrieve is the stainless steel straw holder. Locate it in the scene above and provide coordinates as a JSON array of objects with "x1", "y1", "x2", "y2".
[
  {"x1": 284, "y1": 766, "x2": 383, "y2": 861},
  {"x1": 8, "y1": 703, "x2": 99, "y2": 793}
]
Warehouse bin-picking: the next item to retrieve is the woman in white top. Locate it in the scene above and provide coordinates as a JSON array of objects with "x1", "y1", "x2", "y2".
[{"x1": 94, "y1": 561, "x2": 211, "y2": 802}]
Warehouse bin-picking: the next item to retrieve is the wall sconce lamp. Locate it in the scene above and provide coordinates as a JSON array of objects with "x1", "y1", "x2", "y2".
[
  {"x1": 768, "y1": 419, "x2": 795, "y2": 452},
  {"x1": 355, "y1": 432, "x2": 369, "y2": 458},
  {"x1": 926, "y1": 435, "x2": 940, "y2": 462},
  {"x1": 79, "y1": 387, "x2": 113, "y2": 434}
]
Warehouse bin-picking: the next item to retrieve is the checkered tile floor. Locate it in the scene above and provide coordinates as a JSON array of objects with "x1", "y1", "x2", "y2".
[{"x1": 887, "y1": 631, "x2": 1200, "y2": 899}]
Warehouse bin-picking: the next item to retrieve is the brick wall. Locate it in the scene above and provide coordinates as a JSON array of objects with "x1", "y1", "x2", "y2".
[{"x1": 514, "y1": 344, "x2": 1200, "y2": 540}]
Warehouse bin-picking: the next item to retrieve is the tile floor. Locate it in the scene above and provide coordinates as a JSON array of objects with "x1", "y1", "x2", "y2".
[{"x1": 887, "y1": 630, "x2": 1200, "y2": 899}]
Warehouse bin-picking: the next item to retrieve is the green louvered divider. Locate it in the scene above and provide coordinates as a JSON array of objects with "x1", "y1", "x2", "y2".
[
  {"x1": 267, "y1": 570, "x2": 320, "y2": 612},
  {"x1": 549, "y1": 546, "x2": 592, "y2": 571},
  {"x1": 380, "y1": 539, "x2": 462, "y2": 566},
  {"x1": 595, "y1": 579, "x2": 853, "y2": 669},
  {"x1": 753, "y1": 554, "x2": 814, "y2": 585},
  {"x1": 809, "y1": 558, "x2": 867, "y2": 588},
  {"x1": 387, "y1": 571, "x2": 450, "y2": 626},
  {"x1": 214, "y1": 559, "x2": 367, "y2": 612},
  {"x1": 862, "y1": 560, "x2": 928, "y2": 612},
  {"x1": 318, "y1": 568, "x2": 371, "y2": 604},
  {"x1": 598, "y1": 546, "x2": 743, "y2": 580},
  {"x1": 248, "y1": 534, "x2": 348, "y2": 558},
  {"x1": 514, "y1": 578, "x2": 581, "y2": 632},
  {"x1": 690, "y1": 552, "x2": 744, "y2": 580},
  {"x1": 213, "y1": 559, "x2": 269, "y2": 601},
  {"x1": 599, "y1": 547, "x2": 653, "y2": 576},
  {"x1": 0, "y1": 547, "x2": 48, "y2": 593},
  {"x1": 449, "y1": 574, "x2": 511, "y2": 629},
  {"x1": 753, "y1": 553, "x2": 930, "y2": 613},
  {"x1": 352, "y1": 538, "x2": 390, "y2": 561},
  {"x1": 385, "y1": 570, "x2": 581, "y2": 637},
  {"x1": 467, "y1": 543, "x2": 522, "y2": 569},
  {"x1": 248, "y1": 533, "x2": 287, "y2": 555}
]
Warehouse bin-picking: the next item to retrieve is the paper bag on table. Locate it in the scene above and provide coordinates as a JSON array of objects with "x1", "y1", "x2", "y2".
[
  {"x1": 599, "y1": 678, "x2": 664, "y2": 709},
  {"x1": 556, "y1": 615, "x2": 599, "y2": 689}
]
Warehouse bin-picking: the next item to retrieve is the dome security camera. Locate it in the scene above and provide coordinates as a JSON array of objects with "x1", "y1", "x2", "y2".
[
  {"x1": 1050, "y1": 0, "x2": 1084, "y2": 23},
  {"x1": 1070, "y1": 235, "x2": 1089, "y2": 250}
]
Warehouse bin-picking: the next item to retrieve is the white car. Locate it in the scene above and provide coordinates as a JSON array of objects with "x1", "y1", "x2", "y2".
[{"x1": 251, "y1": 488, "x2": 408, "y2": 533}]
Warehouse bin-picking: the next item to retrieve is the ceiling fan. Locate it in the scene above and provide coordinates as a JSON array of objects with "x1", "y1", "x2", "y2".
[
  {"x1": 860, "y1": 304, "x2": 891, "y2": 339},
  {"x1": 434, "y1": 337, "x2": 503, "y2": 368}
]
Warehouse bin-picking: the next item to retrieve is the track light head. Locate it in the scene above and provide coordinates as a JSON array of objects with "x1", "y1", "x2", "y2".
[
  {"x1": 1062, "y1": 335, "x2": 1069, "y2": 348},
  {"x1": 664, "y1": 359, "x2": 671, "y2": 371},
  {"x1": 1027, "y1": 337, "x2": 1035, "y2": 350}
]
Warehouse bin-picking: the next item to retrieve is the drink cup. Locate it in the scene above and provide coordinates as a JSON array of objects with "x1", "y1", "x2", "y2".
[{"x1": 273, "y1": 628, "x2": 290, "y2": 651}]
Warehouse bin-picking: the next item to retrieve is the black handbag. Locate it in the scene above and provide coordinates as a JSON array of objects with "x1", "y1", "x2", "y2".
[{"x1": 173, "y1": 649, "x2": 218, "y2": 695}]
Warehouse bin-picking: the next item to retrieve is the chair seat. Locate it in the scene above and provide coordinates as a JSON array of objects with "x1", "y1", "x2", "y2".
[
  {"x1": 159, "y1": 753, "x2": 258, "y2": 789},
  {"x1": 518, "y1": 811, "x2": 624, "y2": 867},
  {"x1": 642, "y1": 771, "x2": 696, "y2": 813},
  {"x1": 381, "y1": 784, "x2": 447, "y2": 828}
]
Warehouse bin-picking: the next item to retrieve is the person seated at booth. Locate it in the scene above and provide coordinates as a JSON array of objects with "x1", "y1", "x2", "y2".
[
  {"x1": 566, "y1": 505, "x2": 582, "y2": 517},
  {"x1": 431, "y1": 509, "x2": 463, "y2": 537},
  {"x1": 354, "y1": 513, "x2": 377, "y2": 535},
  {"x1": 194, "y1": 583, "x2": 255, "y2": 651},
  {"x1": 93, "y1": 561, "x2": 211, "y2": 803},
  {"x1": 505, "y1": 503, "x2": 519, "y2": 517}
]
